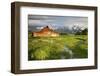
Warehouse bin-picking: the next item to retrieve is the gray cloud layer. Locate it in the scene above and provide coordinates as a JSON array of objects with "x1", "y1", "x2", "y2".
[{"x1": 28, "y1": 15, "x2": 88, "y2": 30}]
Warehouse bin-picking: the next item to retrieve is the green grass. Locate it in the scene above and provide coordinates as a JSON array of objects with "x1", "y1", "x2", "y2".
[{"x1": 28, "y1": 32, "x2": 88, "y2": 60}]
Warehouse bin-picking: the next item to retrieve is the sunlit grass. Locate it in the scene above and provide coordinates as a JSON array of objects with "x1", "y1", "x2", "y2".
[{"x1": 28, "y1": 32, "x2": 88, "y2": 60}]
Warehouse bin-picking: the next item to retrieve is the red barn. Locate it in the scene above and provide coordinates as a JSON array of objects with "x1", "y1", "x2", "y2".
[{"x1": 32, "y1": 26, "x2": 59, "y2": 37}]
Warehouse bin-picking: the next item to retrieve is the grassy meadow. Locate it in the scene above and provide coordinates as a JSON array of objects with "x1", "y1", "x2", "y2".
[{"x1": 28, "y1": 32, "x2": 88, "y2": 60}]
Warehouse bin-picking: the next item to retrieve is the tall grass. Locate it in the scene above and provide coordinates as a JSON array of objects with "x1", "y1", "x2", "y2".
[{"x1": 28, "y1": 32, "x2": 88, "y2": 60}]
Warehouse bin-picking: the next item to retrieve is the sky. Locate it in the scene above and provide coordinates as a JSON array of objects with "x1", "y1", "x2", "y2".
[{"x1": 28, "y1": 15, "x2": 88, "y2": 30}]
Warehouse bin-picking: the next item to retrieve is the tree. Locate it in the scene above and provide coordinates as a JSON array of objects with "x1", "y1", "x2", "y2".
[
  {"x1": 72, "y1": 25, "x2": 82, "y2": 35},
  {"x1": 81, "y1": 28, "x2": 88, "y2": 35},
  {"x1": 72, "y1": 25, "x2": 88, "y2": 35}
]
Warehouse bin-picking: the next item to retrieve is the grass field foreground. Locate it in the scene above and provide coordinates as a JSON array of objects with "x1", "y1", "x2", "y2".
[{"x1": 28, "y1": 32, "x2": 88, "y2": 60}]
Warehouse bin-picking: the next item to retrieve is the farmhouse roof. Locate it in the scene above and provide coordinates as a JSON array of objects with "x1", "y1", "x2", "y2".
[{"x1": 40, "y1": 26, "x2": 53, "y2": 32}]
